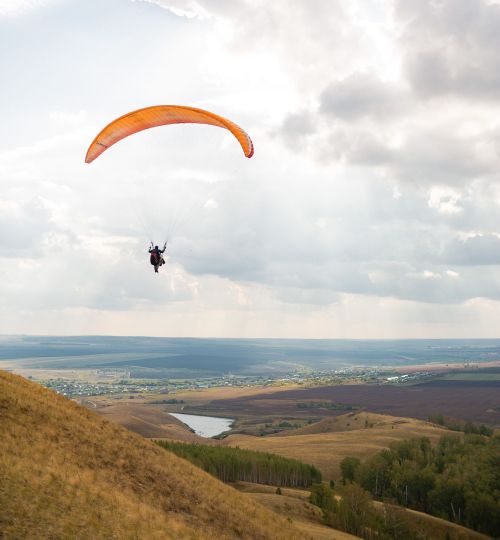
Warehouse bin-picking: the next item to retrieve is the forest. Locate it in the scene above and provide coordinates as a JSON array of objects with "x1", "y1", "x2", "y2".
[
  {"x1": 340, "y1": 433, "x2": 500, "y2": 537},
  {"x1": 156, "y1": 440, "x2": 322, "y2": 487}
]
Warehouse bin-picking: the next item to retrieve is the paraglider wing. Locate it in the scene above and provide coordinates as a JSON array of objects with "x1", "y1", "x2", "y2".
[{"x1": 85, "y1": 105, "x2": 254, "y2": 163}]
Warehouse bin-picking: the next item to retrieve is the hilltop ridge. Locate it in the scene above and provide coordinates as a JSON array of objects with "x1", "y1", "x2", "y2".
[
  {"x1": 0, "y1": 370, "x2": 305, "y2": 539},
  {"x1": 271, "y1": 412, "x2": 438, "y2": 436}
]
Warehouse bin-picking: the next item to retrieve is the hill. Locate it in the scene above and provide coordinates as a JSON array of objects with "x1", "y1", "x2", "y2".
[
  {"x1": 233, "y1": 483, "x2": 360, "y2": 540},
  {"x1": 95, "y1": 401, "x2": 211, "y2": 441},
  {"x1": 223, "y1": 412, "x2": 452, "y2": 480},
  {"x1": 0, "y1": 370, "x2": 306, "y2": 540},
  {"x1": 272, "y1": 411, "x2": 439, "y2": 436}
]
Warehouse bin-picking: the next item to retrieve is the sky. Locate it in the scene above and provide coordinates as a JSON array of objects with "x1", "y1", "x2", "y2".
[{"x1": 1, "y1": 0, "x2": 500, "y2": 338}]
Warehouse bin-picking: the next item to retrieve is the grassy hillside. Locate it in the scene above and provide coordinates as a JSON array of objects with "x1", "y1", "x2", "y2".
[
  {"x1": 233, "y1": 483, "x2": 360, "y2": 540},
  {"x1": 0, "y1": 370, "x2": 306, "y2": 540},
  {"x1": 272, "y1": 412, "x2": 439, "y2": 436},
  {"x1": 96, "y1": 401, "x2": 211, "y2": 441},
  {"x1": 372, "y1": 502, "x2": 489, "y2": 540},
  {"x1": 224, "y1": 412, "x2": 452, "y2": 480}
]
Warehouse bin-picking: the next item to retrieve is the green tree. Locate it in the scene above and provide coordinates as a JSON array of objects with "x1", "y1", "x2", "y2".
[
  {"x1": 465, "y1": 492, "x2": 500, "y2": 535},
  {"x1": 380, "y1": 505, "x2": 418, "y2": 540},
  {"x1": 340, "y1": 456, "x2": 361, "y2": 484},
  {"x1": 309, "y1": 483, "x2": 336, "y2": 525},
  {"x1": 334, "y1": 484, "x2": 377, "y2": 537}
]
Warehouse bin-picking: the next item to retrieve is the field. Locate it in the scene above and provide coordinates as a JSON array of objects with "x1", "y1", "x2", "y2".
[
  {"x1": 4, "y1": 336, "x2": 500, "y2": 379},
  {"x1": 222, "y1": 412, "x2": 452, "y2": 480},
  {"x1": 86, "y1": 379, "x2": 497, "y2": 482},
  {"x1": 203, "y1": 380, "x2": 500, "y2": 426},
  {"x1": 436, "y1": 372, "x2": 500, "y2": 381},
  {"x1": 89, "y1": 392, "x2": 454, "y2": 481},
  {"x1": 394, "y1": 360, "x2": 500, "y2": 373},
  {"x1": 86, "y1": 384, "x2": 305, "y2": 436}
]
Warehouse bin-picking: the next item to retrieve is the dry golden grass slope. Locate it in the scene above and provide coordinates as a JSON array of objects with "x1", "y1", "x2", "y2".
[
  {"x1": 273, "y1": 411, "x2": 439, "y2": 436},
  {"x1": 0, "y1": 370, "x2": 307, "y2": 540},
  {"x1": 371, "y1": 502, "x2": 489, "y2": 540},
  {"x1": 95, "y1": 401, "x2": 211, "y2": 442},
  {"x1": 233, "y1": 483, "x2": 360, "y2": 540},
  {"x1": 224, "y1": 412, "x2": 453, "y2": 480}
]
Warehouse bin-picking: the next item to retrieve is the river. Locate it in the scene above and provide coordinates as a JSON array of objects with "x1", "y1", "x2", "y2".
[{"x1": 169, "y1": 413, "x2": 234, "y2": 438}]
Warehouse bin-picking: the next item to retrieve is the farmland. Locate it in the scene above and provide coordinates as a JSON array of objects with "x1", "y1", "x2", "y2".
[{"x1": 203, "y1": 380, "x2": 500, "y2": 426}]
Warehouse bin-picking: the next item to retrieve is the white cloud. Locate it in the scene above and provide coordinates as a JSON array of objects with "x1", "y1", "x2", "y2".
[
  {"x1": 135, "y1": 0, "x2": 210, "y2": 19},
  {"x1": 428, "y1": 187, "x2": 463, "y2": 215},
  {"x1": 0, "y1": 0, "x2": 59, "y2": 17}
]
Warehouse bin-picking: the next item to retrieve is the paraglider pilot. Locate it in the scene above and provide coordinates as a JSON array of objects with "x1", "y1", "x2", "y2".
[{"x1": 149, "y1": 242, "x2": 166, "y2": 273}]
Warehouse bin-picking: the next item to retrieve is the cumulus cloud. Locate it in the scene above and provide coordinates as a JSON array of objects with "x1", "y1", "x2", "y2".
[
  {"x1": 441, "y1": 234, "x2": 500, "y2": 266},
  {"x1": 396, "y1": 0, "x2": 500, "y2": 99},
  {"x1": 279, "y1": 111, "x2": 317, "y2": 150},
  {"x1": 270, "y1": 0, "x2": 500, "y2": 195},
  {"x1": 0, "y1": 198, "x2": 65, "y2": 257},
  {"x1": 320, "y1": 73, "x2": 408, "y2": 120}
]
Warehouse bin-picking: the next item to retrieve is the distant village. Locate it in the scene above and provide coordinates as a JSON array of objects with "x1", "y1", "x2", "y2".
[{"x1": 38, "y1": 367, "x2": 438, "y2": 398}]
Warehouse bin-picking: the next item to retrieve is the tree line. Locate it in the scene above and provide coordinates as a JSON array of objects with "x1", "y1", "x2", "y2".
[
  {"x1": 339, "y1": 432, "x2": 500, "y2": 537},
  {"x1": 428, "y1": 413, "x2": 493, "y2": 436},
  {"x1": 156, "y1": 440, "x2": 322, "y2": 487}
]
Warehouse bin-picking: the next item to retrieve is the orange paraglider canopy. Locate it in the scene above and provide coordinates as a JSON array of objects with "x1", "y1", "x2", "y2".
[{"x1": 85, "y1": 105, "x2": 254, "y2": 163}]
